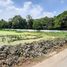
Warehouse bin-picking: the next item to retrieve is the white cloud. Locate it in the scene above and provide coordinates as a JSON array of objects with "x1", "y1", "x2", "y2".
[
  {"x1": 60, "y1": 0, "x2": 64, "y2": 4},
  {"x1": 0, "y1": 0, "x2": 13, "y2": 7},
  {"x1": 40, "y1": 12, "x2": 55, "y2": 18},
  {"x1": 0, "y1": 10, "x2": 2, "y2": 13},
  {"x1": 0, "y1": 0, "x2": 55, "y2": 20}
]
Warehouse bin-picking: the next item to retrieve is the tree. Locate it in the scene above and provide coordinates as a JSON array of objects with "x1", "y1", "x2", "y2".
[
  {"x1": 26, "y1": 15, "x2": 33, "y2": 29},
  {"x1": 33, "y1": 17, "x2": 54, "y2": 30},
  {"x1": 54, "y1": 11, "x2": 67, "y2": 30},
  {"x1": 60, "y1": 16, "x2": 67, "y2": 29},
  {"x1": 0, "y1": 11, "x2": 67, "y2": 30},
  {"x1": 0, "y1": 19, "x2": 8, "y2": 29},
  {"x1": 9, "y1": 15, "x2": 27, "y2": 29},
  {"x1": 33, "y1": 20, "x2": 42, "y2": 30}
]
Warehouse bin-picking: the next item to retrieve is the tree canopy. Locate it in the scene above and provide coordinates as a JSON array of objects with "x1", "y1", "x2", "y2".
[{"x1": 0, "y1": 11, "x2": 67, "y2": 30}]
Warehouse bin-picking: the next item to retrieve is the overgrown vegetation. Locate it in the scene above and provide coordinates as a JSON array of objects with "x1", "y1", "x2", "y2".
[
  {"x1": 0, "y1": 38, "x2": 67, "y2": 67},
  {"x1": 0, "y1": 30, "x2": 67, "y2": 45},
  {"x1": 0, "y1": 11, "x2": 67, "y2": 30}
]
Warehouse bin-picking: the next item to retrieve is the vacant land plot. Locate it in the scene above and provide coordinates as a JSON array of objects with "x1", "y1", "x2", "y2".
[
  {"x1": 0, "y1": 30, "x2": 67, "y2": 45},
  {"x1": 0, "y1": 30, "x2": 67, "y2": 67}
]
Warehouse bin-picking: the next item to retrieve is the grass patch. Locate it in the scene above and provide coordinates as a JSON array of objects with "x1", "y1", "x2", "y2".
[{"x1": 0, "y1": 30, "x2": 67, "y2": 45}]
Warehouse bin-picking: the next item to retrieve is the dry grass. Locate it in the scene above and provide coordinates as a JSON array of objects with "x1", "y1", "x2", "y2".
[{"x1": 0, "y1": 30, "x2": 67, "y2": 45}]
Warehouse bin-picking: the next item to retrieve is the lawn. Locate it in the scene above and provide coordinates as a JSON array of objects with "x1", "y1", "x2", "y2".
[{"x1": 0, "y1": 30, "x2": 67, "y2": 45}]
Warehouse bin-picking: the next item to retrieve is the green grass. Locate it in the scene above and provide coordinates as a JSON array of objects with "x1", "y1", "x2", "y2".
[{"x1": 0, "y1": 30, "x2": 67, "y2": 45}]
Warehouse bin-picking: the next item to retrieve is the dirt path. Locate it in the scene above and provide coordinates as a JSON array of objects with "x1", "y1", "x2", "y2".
[{"x1": 32, "y1": 49, "x2": 67, "y2": 67}]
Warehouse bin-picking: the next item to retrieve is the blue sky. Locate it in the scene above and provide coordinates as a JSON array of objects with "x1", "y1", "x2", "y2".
[{"x1": 0, "y1": 0, "x2": 67, "y2": 20}]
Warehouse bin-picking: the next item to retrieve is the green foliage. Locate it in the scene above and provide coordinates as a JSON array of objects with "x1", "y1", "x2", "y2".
[
  {"x1": 7, "y1": 15, "x2": 27, "y2": 29},
  {"x1": 54, "y1": 11, "x2": 67, "y2": 29},
  {"x1": 0, "y1": 11, "x2": 67, "y2": 30},
  {"x1": 33, "y1": 17, "x2": 54, "y2": 30},
  {"x1": 0, "y1": 19, "x2": 8, "y2": 29},
  {"x1": 33, "y1": 20, "x2": 42, "y2": 30},
  {"x1": 60, "y1": 16, "x2": 67, "y2": 29},
  {"x1": 26, "y1": 15, "x2": 33, "y2": 29}
]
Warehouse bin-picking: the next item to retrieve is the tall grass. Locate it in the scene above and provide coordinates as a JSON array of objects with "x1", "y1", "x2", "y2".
[{"x1": 0, "y1": 30, "x2": 67, "y2": 45}]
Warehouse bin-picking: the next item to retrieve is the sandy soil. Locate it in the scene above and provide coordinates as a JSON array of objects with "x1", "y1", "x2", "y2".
[{"x1": 32, "y1": 48, "x2": 67, "y2": 67}]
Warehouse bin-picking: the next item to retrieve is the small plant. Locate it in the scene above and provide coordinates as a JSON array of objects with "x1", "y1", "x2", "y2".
[{"x1": 2, "y1": 37, "x2": 5, "y2": 42}]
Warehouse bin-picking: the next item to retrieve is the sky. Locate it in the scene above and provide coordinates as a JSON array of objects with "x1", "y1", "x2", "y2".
[{"x1": 0, "y1": 0, "x2": 67, "y2": 20}]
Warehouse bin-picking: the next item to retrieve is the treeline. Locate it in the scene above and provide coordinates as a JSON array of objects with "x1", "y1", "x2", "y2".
[{"x1": 0, "y1": 11, "x2": 67, "y2": 30}]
